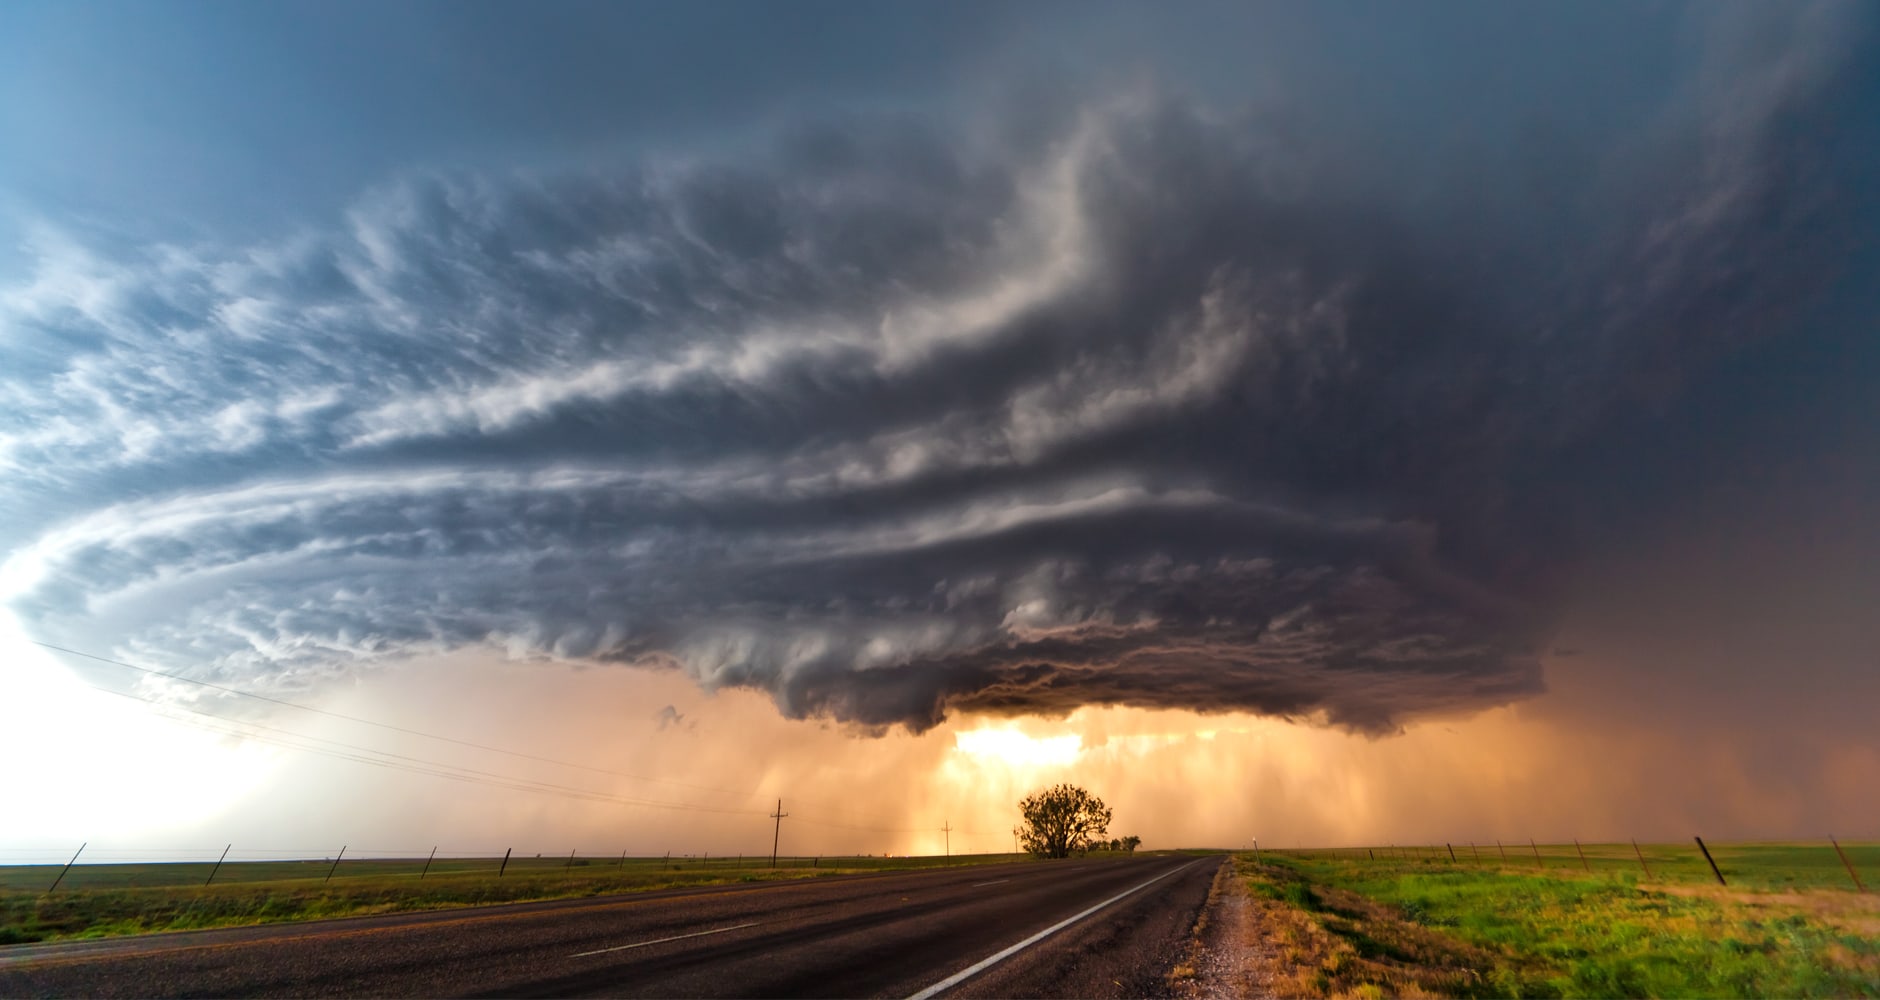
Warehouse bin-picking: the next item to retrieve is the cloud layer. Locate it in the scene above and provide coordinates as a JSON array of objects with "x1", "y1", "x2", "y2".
[{"x1": 2, "y1": 3, "x2": 1869, "y2": 734}]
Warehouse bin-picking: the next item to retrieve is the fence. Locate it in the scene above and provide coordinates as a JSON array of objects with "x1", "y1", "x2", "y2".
[
  {"x1": 0, "y1": 844, "x2": 1026, "y2": 895},
  {"x1": 1263, "y1": 837, "x2": 1877, "y2": 893}
]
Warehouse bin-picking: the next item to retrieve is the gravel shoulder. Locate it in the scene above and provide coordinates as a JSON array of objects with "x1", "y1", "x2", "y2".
[{"x1": 1169, "y1": 855, "x2": 1280, "y2": 999}]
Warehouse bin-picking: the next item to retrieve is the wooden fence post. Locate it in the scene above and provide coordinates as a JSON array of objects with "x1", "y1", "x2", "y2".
[
  {"x1": 1631, "y1": 839, "x2": 1652, "y2": 880},
  {"x1": 1694, "y1": 836, "x2": 1726, "y2": 886},
  {"x1": 46, "y1": 842, "x2": 86, "y2": 895},
  {"x1": 1830, "y1": 836, "x2": 1866, "y2": 893},
  {"x1": 205, "y1": 844, "x2": 231, "y2": 887}
]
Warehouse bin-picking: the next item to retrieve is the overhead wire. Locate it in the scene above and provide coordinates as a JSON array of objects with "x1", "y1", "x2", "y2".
[
  {"x1": 33, "y1": 640, "x2": 765, "y2": 802},
  {"x1": 33, "y1": 638, "x2": 1016, "y2": 840},
  {"x1": 83, "y1": 683, "x2": 764, "y2": 817}
]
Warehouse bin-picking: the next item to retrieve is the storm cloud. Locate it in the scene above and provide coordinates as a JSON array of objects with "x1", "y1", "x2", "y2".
[{"x1": 2, "y1": 2, "x2": 1870, "y2": 734}]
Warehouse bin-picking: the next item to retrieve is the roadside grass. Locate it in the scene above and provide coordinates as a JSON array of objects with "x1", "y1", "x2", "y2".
[
  {"x1": 1236, "y1": 846, "x2": 1880, "y2": 999},
  {"x1": 0, "y1": 852, "x2": 1030, "y2": 945}
]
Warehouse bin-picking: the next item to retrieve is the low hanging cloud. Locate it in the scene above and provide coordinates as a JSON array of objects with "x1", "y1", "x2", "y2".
[{"x1": 1, "y1": 3, "x2": 1867, "y2": 734}]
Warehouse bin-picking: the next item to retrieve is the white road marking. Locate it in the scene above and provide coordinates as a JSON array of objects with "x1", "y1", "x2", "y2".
[
  {"x1": 570, "y1": 921, "x2": 762, "y2": 958},
  {"x1": 906, "y1": 860, "x2": 1201, "y2": 1000},
  {"x1": 971, "y1": 879, "x2": 1010, "y2": 887}
]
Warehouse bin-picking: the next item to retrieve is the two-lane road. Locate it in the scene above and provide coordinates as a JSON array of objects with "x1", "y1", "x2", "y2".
[{"x1": 1, "y1": 854, "x2": 1223, "y2": 997}]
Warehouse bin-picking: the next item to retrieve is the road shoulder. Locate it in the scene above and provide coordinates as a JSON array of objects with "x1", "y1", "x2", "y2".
[{"x1": 1169, "y1": 856, "x2": 1279, "y2": 999}]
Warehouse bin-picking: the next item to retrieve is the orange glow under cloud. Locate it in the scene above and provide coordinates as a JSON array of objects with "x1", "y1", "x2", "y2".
[{"x1": 17, "y1": 635, "x2": 1870, "y2": 863}]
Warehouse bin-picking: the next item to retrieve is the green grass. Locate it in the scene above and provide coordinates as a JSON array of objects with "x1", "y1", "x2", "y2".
[
  {"x1": 1281, "y1": 840, "x2": 1880, "y2": 893},
  {"x1": 0, "y1": 852, "x2": 1029, "y2": 945},
  {"x1": 1243, "y1": 844, "x2": 1880, "y2": 999}
]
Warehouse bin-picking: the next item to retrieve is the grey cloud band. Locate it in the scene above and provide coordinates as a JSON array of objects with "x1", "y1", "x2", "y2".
[{"x1": 2, "y1": 5, "x2": 1864, "y2": 733}]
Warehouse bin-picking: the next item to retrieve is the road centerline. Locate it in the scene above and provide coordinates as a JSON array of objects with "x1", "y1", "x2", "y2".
[
  {"x1": 568, "y1": 921, "x2": 762, "y2": 958},
  {"x1": 906, "y1": 859, "x2": 1200, "y2": 1000}
]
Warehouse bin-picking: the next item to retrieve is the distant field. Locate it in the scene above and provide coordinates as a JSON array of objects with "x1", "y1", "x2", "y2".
[
  {"x1": 0, "y1": 852, "x2": 1028, "y2": 944},
  {"x1": 1235, "y1": 843, "x2": 1880, "y2": 998}
]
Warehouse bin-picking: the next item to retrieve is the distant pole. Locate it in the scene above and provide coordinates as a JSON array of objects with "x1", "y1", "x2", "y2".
[
  {"x1": 325, "y1": 846, "x2": 347, "y2": 884},
  {"x1": 618, "y1": 849, "x2": 627, "y2": 868},
  {"x1": 1252, "y1": 838, "x2": 1259, "y2": 862},
  {"x1": 1496, "y1": 839, "x2": 1507, "y2": 862},
  {"x1": 942, "y1": 821, "x2": 952, "y2": 863},
  {"x1": 770, "y1": 800, "x2": 788, "y2": 868},
  {"x1": 46, "y1": 842, "x2": 87, "y2": 894},
  {"x1": 566, "y1": 849, "x2": 576, "y2": 870},
  {"x1": 1830, "y1": 837, "x2": 1865, "y2": 893},
  {"x1": 1529, "y1": 839, "x2": 1543, "y2": 868},
  {"x1": 1574, "y1": 839, "x2": 1590, "y2": 873},
  {"x1": 1368, "y1": 849, "x2": 1374, "y2": 861},
  {"x1": 205, "y1": 844, "x2": 232, "y2": 887},
  {"x1": 1694, "y1": 836, "x2": 1726, "y2": 886},
  {"x1": 420, "y1": 846, "x2": 437, "y2": 880},
  {"x1": 1446, "y1": 843, "x2": 1457, "y2": 863},
  {"x1": 1631, "y1": 839, "x2": 1652, "y2": 880},
  {"x1": 499, "y1": 847, "x2": 512, "y2": 877}
]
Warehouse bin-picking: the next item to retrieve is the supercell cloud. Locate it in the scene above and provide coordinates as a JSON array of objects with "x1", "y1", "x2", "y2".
[{"x1": 1, "y1": 3, "x2": 1869, "y2": 734}]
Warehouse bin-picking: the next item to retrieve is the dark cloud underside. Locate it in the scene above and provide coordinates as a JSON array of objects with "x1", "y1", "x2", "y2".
[{"x1": 1, "y1": 3, "x2": 1870, "y2": 734}]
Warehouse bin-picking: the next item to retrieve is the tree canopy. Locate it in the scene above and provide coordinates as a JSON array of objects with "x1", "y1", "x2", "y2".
[{"x1": 1016, "y1": 783, "x2": 1113, "y2": 859}]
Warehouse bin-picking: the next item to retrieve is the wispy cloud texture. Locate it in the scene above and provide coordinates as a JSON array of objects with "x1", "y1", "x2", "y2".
[{"x1": 2, "y1": 2, "x2": 1870, "y2": 735}]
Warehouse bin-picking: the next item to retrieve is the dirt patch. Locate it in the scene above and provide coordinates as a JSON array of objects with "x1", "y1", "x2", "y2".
[
  {"x1": 1175, "y1": 857, "x2": 1497, "y2": 999},
  {"x1": 1646, "y1": 884, "x2": 1880, "y2": 937},
  {"x1": 1169, "y1": 858, "x2": 1280, "y2": 999}
]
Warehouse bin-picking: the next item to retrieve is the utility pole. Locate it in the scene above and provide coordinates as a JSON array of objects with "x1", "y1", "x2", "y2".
[
  {"x1": 770, "y1": 799, "x2": 788, "y2": 868},
  {"x1": 942, "y1": 820, "x2": 952, "y2": 863}
]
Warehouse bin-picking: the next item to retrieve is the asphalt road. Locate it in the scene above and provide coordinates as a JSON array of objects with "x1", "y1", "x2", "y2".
[{"x1": 0, "y1": 854, "x2": 1222, "y2": 998}]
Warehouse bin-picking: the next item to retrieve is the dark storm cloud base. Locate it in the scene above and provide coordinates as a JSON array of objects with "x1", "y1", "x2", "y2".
[{"x1": 1, "y1": 3, "x2": 1868, "y2": 733}]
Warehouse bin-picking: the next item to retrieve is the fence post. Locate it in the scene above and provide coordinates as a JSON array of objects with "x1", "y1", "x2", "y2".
[
  {"x1": 325, "y1": 846, "x2": 347, "y2": 884},
  {"x1": 1446, "y1": 843, "x2": 1457, "y2": 862},
  {"x1": 1694, "y1": 836, "x2": 1726, "y2": 886},
  {"x1": 1530, "y1": 839, "x2": 1544, "y2": 868},
  {"x1": 1632, "y1": 839, "x2": 1652, "y2": 880},
  {"x1": 1830, "y1": 836, "x2": 1866, "y2": 893},
  {"x1": 420, "y1": 846, "x2": 437, "y2": 880},
  {"x1": 1496, "y1": 840, "x2": 1507, "y2": 862},
  {"x1": 1574, "y1": 839, "x2": 1590, "y2": 873},
  {"x1": 205, "y1": 844, "x2": 231, "y2": 887},
  {"x1": 46, "y1": 842, "x2": 87, "y2": 895},
  {"x1": 619, "y1": 849, "x2": 627, "y2": 868},
  {"x1": 566, "y1": 849, "x2": 576, "y2": 870},
  {"x1": 499, "y1": 847, "x2": 512, "y2": 877}
]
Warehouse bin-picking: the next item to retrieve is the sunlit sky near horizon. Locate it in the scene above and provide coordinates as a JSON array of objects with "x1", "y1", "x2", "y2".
[{"x1": 3, "y1": 0, "x2": 1879, "y2": 863}]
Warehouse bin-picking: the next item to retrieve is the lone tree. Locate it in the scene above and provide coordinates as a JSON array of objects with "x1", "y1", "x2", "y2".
[{"x1": 1016, "y1": 783, "x2": 1112, "y2": 859}]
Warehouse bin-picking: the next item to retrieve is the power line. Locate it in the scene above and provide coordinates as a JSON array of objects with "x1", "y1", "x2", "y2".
[
  {"x1": 32, "y1": 640, "x2": 764, "y2": 802},
  {"x1": 29, "y1": 639, "x2": 1017, "y2": 840},
  {"x1": 76, "y1": 683, "x2": 764, "y2": 817}
]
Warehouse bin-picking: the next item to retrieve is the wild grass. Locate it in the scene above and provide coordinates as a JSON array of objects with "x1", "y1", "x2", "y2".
[
  {"x1": 0, "y1": 852, "x2": 1025, "y2": 945},
  {"x1": 1237, "y1": 844, "x2": 1880, "y2": 999}
]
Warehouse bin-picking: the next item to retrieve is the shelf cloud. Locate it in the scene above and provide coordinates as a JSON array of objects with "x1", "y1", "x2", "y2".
[{"x1": 1, "y1": 2, "x2": 1868, "y2": 735}]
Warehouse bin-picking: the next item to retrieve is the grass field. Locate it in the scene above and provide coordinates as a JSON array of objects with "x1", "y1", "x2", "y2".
[
  {"x1": 1234, "y1": 843, "x2": 1880, "y2": 998},
  {"x1": 0, "y1": 851, "x2": 1026, "y2": 945}
]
